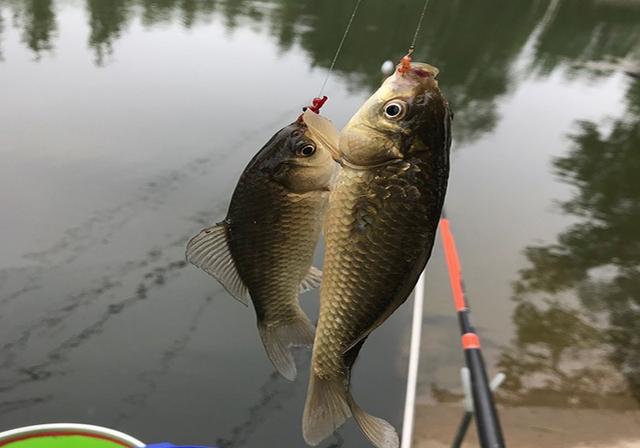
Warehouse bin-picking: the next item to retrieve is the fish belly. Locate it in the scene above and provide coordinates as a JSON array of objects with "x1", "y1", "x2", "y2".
[
  {"x1": 229, "y1": 178, "x2": 327, "y2": 319},
  {"x1": 315, "y1": 160, "x2": 441, "y2": 377}
]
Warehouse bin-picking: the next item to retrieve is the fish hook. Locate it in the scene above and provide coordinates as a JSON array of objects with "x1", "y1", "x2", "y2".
[{"x1": 398, "y1": 47, "x2": 415, "y2": 75}]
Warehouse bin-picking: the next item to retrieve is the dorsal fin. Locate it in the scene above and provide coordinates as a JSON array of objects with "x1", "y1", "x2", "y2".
[{"x1": 186, "y1": 222, "x2": 250, "y2": 306}]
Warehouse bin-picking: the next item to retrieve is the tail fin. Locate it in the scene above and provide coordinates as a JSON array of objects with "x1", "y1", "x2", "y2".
[
  {"x1": 302, "y1": 374, "x2": 399, "y2": 448},
  {"x1": 258, "y1": 312, "x2": 315, "y2": 381},
  {"x1": 302, "y1": 375, "x2": 352, "y2": 446},
  {"x1": 349, "y1": 396, "x2": 399, "y2": 448}
]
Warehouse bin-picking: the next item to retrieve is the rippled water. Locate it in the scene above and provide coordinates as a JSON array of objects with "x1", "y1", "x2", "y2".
[{"x1": 1, "y1": 0, "x2": 639, "y2": 446}]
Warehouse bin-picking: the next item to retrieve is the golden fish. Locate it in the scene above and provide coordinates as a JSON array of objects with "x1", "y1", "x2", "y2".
[
  {"x1": 186, "y1": 116, "x2": 336, "y2": 380},
  {"x1": 302, "y1": 62, "x2": 452, "y2": 448}
]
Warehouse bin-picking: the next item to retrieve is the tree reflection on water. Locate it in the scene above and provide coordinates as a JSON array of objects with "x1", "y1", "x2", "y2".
[
  {"x1": 2, "y1": 0, "x2": 639, "y2": 142},
  {"x1": 7, "y1": 0, "x2": 57, "y2": 57},
  {"x1": 498, "y1": 78, "x2": 640, "y2": 408},
  {"x1": 530, "y1": 0, "x2": 640, "y2": 77},
  {"x1": 85, "y1": 0, "x2": 130, "y2": 63}
]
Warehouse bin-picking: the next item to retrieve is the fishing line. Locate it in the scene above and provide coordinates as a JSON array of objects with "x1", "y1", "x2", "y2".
[
  {"x1": 409, "y1": 0, "x2": 430, "y2": 50},
  {"x1": 398, "y1": 0, "x2": 430, "y2": 74},
  {"x1": 317, "y1": 0, "x2": 363, "y2": 98}
]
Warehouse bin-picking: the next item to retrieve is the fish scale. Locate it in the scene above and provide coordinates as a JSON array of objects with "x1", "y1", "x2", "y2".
[
  {"x1": 315, "y1": 160, "x2": 438, "y2": 377},
  {"x1": 229, "y1": 173, "x2": 328, "y2": 324}
]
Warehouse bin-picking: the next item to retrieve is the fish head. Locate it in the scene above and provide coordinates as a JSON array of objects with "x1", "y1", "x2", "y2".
[
  {"x1": 262, "y1": 119, "x2": 336, "y2": 194},
  {"x1": 339, "y1": 62, "x2": 451, "y2": 167}
]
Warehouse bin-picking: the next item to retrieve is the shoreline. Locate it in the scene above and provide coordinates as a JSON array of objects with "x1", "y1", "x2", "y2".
[{"x1": 414, "y1": 404, "x2": 640, "y2": 447}]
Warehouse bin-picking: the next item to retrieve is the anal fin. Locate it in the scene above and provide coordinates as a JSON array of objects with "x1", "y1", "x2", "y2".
[{"x1": 258, "y1": 312, "x2": 315, "y2": 381}]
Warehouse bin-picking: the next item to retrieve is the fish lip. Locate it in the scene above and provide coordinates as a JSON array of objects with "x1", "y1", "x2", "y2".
[
  {"x1": 340, "y1": 157, "x2": 403, "y2": 170},
  {"x1": 327, "y1": 147, "x2": 343, "y2": 163},
  {"x1": 281, "y1": 161, "x2": 314, "y2": 168},
  {"x1": 354, "y1": 119, "x2": 410, "y2": 141}
]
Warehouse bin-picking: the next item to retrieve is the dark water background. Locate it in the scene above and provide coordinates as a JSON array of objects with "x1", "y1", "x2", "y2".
[{"x1": 0, "y1": 0, "x2": 639, "y2": 446}]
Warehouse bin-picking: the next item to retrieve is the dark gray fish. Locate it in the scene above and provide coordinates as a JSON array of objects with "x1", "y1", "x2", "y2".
[{"x1": 186, "y1": 116, "x2": 336, "y2": 380}]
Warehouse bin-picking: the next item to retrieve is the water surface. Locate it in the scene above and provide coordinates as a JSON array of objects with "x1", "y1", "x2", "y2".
[{"x1": 1, "y1": 0, "x2": 639, "y2": 446}]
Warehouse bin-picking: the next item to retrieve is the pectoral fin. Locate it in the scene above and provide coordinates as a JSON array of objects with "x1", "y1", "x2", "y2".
[
  {"x1": 299, "y1": 266, "x2": 323, "y2": 294},
  {"x1": 186, "y1": 222, "x2": 250, "y2": 306}
]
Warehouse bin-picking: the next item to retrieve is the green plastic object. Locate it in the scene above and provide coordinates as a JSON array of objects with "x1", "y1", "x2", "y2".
[
  {"x1": 2, "y1": 434, "x2": 125, "y2": 448},
  {"x1": 0, "y1": 424, "x2": 145, "y2": 448}
]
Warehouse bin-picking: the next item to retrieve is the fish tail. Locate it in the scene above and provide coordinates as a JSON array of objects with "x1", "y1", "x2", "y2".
[
  {"x1": 302, "y1": 373, "x2": 398, "y2": 448},
  {"x1": 348, "y1": 394, "x2": 399, "y2": 448},
  {"x1": 258, "y1": 311, "x2": 315, "y2": 381},
  {"x1": 302, "y1": 374, "x2": 351, "y2": 446}
]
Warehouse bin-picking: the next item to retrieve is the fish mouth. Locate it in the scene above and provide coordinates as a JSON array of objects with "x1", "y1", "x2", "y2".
[
  {"x1": 394, "y1": 62, "x2": 440, "y2": 83},
  {"x1": 405, "y1": 62, "x2": 439, "y2": 78},
  {"x1": 299, "y1": 110, "x2": 341, "y2": 163},
  {"x1": 339, "y1": 157, "x2": 403, "y2": 170},
  {"x1": 338, "y1": 122, "x2": 403, "y2": 170},
  {"x1": 326, "y1": 146, "x2": 343, "y2": 163},
  {"x1": 281, "y1": 161, "x2": 322, "y2": 169}
]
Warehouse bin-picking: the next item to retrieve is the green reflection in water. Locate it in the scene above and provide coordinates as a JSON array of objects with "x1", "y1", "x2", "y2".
[
  {"x1": 530, "y1": 0, "x2": 640, "y2": 77},
  {"x1": 1, "y1": 0, "x2": 640, "y2": 142},
  {"x1": 6, "y1": 0, "x2": 57, "y2": 57},
  {"x1": 498, "y1": 77, "x2": 640, "y2": 408},
  {"x1": 0, "y1": 9, "x2": 3, "y2": 60},
  {"x1": 85, "y1": 0, "x2": 130, "y2": 64}
]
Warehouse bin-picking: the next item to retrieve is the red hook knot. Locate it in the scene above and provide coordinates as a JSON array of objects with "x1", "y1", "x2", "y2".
[
  {"x1": 398, "y1": 47, "x2": 414, "y2": 75},
  {"x1": 305, "y1": 95, "x2": 328, "y2": 114},
  {"x1": 298, "y1": 95, "x2": 328, "y2": 122}
]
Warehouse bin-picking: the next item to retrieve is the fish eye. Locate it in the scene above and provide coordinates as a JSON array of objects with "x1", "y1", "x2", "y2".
[
  {"x1": 296, "y1": 144, "x2": 316, "y2": 157},
  {"x1": 383, "y1": 101, "x2": 406, "y2": 120}
]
